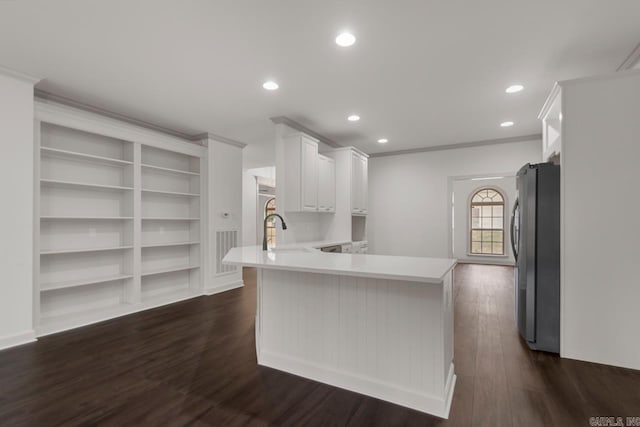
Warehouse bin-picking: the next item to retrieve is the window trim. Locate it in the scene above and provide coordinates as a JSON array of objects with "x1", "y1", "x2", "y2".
[{"x1": 468, "y1": 187, "x2": 507, "y2": 257}]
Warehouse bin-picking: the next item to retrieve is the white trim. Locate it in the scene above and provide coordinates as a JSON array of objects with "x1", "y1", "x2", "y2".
[
  {"x1": 203, "y1": 280, "x2": 244, "y2": 296},
  {"x1": 0, "y1": 65, "x2": 40, "y2": 84},
  {"x1": 370, "y1": 134, "x2": 541, "y2": 158},
  {"x1": 328, "y1": 145, "x2": 369, "y2": 158},
  {"x1": 270, "y1": 116, "x2": 342, "y2": 148},
  {"x1": 195, "y1": 133, "x2": 247, "y2": 149},
  {"x1": 538, "y1": 83, "x2": 562, "y2": 120},
  {"x1": 260, "y1": 351, "x2": 456, "y2": 418},
  {"x1": 35, "y1": 99, "x2": 206, "y2": 157},
  {"x1": 617, "y1": 42, "x2": 640, "y2": 71},
  {"x1": 0, "y1": 330, "x2": 37, "y2": 351},
  {"x1": 37, "y1": 291, "x2": 202, "y2": 337}
]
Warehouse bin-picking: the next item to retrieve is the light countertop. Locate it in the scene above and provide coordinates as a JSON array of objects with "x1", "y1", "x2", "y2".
[{"x1": 223, "y1": 245, "x2": 456, "y2": 284}]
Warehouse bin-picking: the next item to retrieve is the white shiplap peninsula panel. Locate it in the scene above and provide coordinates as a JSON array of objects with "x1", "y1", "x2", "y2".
[{"x1": 256, "y1": 268, "x2": 455, "y2": 418}]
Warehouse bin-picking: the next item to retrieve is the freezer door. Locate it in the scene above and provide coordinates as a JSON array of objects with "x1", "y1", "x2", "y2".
[{"x1": 515, "y1": 165, "x2": 537, "y2": 343}]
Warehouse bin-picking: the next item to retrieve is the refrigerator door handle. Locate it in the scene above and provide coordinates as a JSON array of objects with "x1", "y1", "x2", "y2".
[{"x1": 511, "y1": 198, "x2": 519, "y2": 261}]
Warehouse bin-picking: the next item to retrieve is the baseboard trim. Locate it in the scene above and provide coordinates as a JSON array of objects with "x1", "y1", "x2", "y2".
[
  {"x1": 0, "y1": 330, "x2": 37, "y2": 351},
  {"x1": 204, "y1": 280, "x2": 244, "y2": 296},
  {"x1": 259, "y1": 351, "x2": 455, "y2": 418}
]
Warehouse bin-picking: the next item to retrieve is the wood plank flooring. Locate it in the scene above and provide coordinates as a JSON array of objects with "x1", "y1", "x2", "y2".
[{"x1": 1, "y1": 264, "x2": 639, "y2": 426}]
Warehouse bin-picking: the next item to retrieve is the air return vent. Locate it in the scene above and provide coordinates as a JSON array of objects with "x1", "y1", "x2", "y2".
[{"x1": 216, "y1": 230, "x2": 238, "y2": 274}]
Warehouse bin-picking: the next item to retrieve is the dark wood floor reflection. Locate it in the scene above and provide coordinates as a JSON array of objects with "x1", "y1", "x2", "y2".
[{"x1": 1, "y1": 265, "x2": 639, "y2": 426}]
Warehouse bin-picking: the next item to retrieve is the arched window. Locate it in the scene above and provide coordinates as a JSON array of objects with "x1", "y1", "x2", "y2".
[
  {"x1": 470, "y1": 188, "x2": 505, "y2": 255},
  {"x1": 265, "y1": 197, "x2": 276, "y2": 246}
]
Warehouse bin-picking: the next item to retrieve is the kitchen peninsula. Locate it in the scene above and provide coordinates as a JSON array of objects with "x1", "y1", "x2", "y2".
[{"x1": 223, "y1": 245, "x2": 457, "y2": 418}]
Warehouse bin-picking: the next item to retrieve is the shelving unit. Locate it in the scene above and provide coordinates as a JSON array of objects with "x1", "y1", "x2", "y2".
[{"x1": 35, "y1": 117, "x2": 205, "y2": 336}]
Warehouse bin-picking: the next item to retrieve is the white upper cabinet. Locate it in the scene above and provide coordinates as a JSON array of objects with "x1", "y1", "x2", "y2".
[
  {"x1": 284, "y1": 133, "x2": 319, "y2": 212},
  {"x1": 539, "y1": 84, "x2": 562, "y2": 161},
  {"x1": 318, "y1": 154, "x2": 335, "y2": 212},
  {"x1": 351, "y1": 151, "x2": 368, "y2": 215}
]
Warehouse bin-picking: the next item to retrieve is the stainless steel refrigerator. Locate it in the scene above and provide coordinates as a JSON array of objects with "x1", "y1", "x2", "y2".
[{"x1": 511, "y1": 162, "x2": 560, "y2": 353}]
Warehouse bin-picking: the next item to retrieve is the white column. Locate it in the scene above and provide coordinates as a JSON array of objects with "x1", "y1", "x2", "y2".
[{"x1": 0, "y1": 66, "x2": 40, "y2": 349}]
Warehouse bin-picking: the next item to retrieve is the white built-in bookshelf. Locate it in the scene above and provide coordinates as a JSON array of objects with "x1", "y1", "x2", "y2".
[{"x1": 35, "y1": 118, "x2": 205, "y2": 336}]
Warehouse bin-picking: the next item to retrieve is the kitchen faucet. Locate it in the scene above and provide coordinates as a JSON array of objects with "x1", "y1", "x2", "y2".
[{"x1": 263, "y1": 213, "x2": 287, "y2": 250}]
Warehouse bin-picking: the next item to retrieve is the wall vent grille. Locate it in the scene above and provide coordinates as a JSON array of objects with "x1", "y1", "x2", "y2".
[{"x1": 216, "y1": 230, "x2": 238, "y2": 274}]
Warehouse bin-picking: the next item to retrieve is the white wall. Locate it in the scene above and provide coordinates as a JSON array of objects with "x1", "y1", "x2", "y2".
[
  {"x1": 368, "y1": 140, "x2": 542, "y2": 258},
  {"x1": 0, "y1": 70, "x2": 38, "y2": 349},
  {"x1": 452, "y1": 176, "x2": 516, "y2": 265},
  {"x1": 207, "y1": 138, "x2": 244, "y2": 293},
  {"x1": 241, "y1": 172, "x2": 257, "y2": 246},
  {"x1": 560, "y1": 71, "x2": 640, "y2": 370}
]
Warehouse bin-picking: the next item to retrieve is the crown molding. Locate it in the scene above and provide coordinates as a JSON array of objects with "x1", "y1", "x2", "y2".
[
  {"x1": 617, "y1": 42, "x2": 640, "y2": 71},
  {"x1": 193, "y1": 132, "x2": 247, "y2": 148},
  {"x1": 34, "y1": 89, "x2": 248, "y2": 148},
  {"x1": 270, "y1": 116, "x2": 342, "y2": 148},
  {"x1": 369, "y1": 134, "x2": 542, "y2": 158},
  {"x1": 0, "y1": 65, "x2": 40, "y2": 85}
]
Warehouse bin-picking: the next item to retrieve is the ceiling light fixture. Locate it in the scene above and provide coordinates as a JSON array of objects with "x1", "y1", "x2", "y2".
[
  {"x1": 347, "y1": 114, "x2": 360, "y2": 122},
  {"x1": 505, "y1": 84, "x2": 524, "y2": 93},
  {"x1": 262, "y1": 81, "x2": 279, "y2": 90},
  {"x1": 335, "y1": 32, "x2": 356, "y2": 47},
  {"x1": 500, "y1": 121, "x2": 514, "y2": 127},
  {"x1": 377, "y1": 138, "x2": 388, "y2": 144}
]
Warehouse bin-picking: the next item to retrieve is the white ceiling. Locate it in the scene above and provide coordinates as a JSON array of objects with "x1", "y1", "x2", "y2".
[{"x1": 0, "y1": 1, "x2": 639, "y2": 167}]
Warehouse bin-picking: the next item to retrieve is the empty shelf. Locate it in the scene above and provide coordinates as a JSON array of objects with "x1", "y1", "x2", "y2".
[
  {"x1": 141, "y1": 241, "x2": 200, "y2": 248},
  {"x1": 41, "y1": 146, "x2": 133, "y2": 166},
  {"x1": 40, "y1": 245, "x2": 134, "y2": 255},
  {"x1": 40, "y1": 274, "x2": 134, "y2": 292},
  {"x1": 142, "y1": 188, "x2": 200, "y2": 197},
  {"x1": 141, "y1": 163, "x2": 199, "y2": 176},
  {"x1": 41, "y1": 179, "x2": 133, "y2": 191},
  {"x1": 141, "y1": 265, "x2": 200, "y2": 277}
]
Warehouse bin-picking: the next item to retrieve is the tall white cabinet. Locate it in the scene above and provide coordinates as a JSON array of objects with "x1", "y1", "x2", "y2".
[
  {"x1": 350, "y1": 150, "x2": 368, "y2": 215},
  {"x1": 284, "y1": 133, "x2": 320, "y2": 212},
  {"x1": 317, "y1": 154, "x2": 336, "y2": 212},
  {"x1": 34, "y1": 101, "x2": 206, "y2": 336}
]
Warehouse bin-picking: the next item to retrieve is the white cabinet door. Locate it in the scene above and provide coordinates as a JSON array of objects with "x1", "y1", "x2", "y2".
[
  {"x1": 351, "y1": 152, "x2": 367, "y2": 215},
  {"x1": 351, "y1": 152, "x2": 362, "y2": 213},
  {"x1": 301, "y1": 136, "x2": 318, "y2": 211},
  {"x1": 318, "y1": 155, "x2": 335, "y2": 212},
  {"x1": 360, "y1": 155, "x2": 368, "y2": 215}
]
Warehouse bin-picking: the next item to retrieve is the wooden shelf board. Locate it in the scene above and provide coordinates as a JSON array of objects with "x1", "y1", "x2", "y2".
[
  {"x1": 142, "y1": 188, "x2": 200, "y2": 197},
  {"x1": 41, "y1": 146, "x2": 133, "y2": 166},
  {"x1": 141, "y1": 163, "x2": 200, "y2": 176},
  {"x1": 141, "y1": 241, "x2": 200, "y2": 248},
  {"x1": 41, "y1": 179, "x2": 133, "y2": 191},
  {"x1": 40, "y1": 246, "x2": 134, "y2": 255},
  {"x1": 141, "y1": 265, "x2": 200, "y2": 277},
  {"x1": 40, "y1": 274, "x2": 134, "y2": 292}
]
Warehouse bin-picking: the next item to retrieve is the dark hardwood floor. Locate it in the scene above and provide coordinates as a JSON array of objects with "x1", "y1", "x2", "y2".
[{"x1": 1, "y1": 264, "x2": 639, "y2": 426}]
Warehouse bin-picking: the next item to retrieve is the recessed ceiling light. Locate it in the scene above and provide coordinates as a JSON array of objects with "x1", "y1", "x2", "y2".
[
  {"x1": 262, "y1": 81, "x2": 279, "y2": 90},
  {"x1": 347, "y1": 114, "x2": 360, "y2": 122},
  {"x1": 335, "y1": 32, "x2": 356, "y2": 47},
  {"x1": 377, "y1": 138, "x2": 388, "y2": 144},
  {"x1": 505, "y1": 84, "x2": 524, "y2": 93},
  {"x1": 500, "y1": 121, "x2": 514, "y2": 127}
]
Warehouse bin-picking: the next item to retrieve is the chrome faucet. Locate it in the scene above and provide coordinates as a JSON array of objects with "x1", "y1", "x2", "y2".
[{"x1": 263, "y1": 213, "x2": 287, "y2": 250}]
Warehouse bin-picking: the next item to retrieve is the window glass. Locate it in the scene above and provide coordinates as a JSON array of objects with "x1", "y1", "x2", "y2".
[{"x1": 469, "y1": 188, "x2": 505, "y2": 255}]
